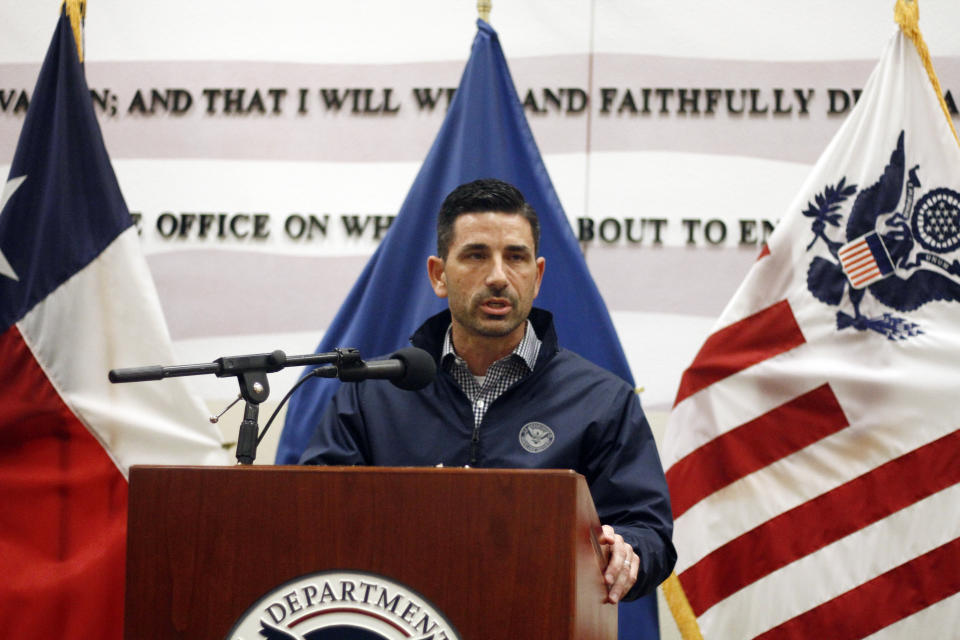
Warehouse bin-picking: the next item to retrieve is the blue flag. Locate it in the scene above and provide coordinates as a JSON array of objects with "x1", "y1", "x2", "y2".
[{"x1": 277, "y1": 20, "x2": 658, "y2": 639}]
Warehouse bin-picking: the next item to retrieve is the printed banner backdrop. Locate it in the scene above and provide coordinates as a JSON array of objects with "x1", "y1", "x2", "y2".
[
  {"x1": 662, "y1": 10, "x2": 960, "y2": 639},
  {"x1": 5, "y1": 1, "x2": 960, "y2": 428},
  {"x1": 0, "y1": 7, "x2": 228, "y2": 637}
]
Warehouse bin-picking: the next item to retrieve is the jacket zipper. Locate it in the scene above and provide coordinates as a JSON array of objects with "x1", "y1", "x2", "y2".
[{"x1": 469, "y1": 425, "x2": 480, "y2": 466}]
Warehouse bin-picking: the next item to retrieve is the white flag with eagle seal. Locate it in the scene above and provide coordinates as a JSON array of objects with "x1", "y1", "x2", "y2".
[{"x1": 662, "y1": 8, "x2": 960, "y2": 640}]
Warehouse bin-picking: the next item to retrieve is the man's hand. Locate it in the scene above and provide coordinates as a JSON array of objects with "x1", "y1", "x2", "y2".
[{"x1": 599, "y1": 524, "x2": 638, "y2": 604}]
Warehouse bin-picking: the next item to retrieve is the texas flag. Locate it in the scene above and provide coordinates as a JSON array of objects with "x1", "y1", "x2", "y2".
[
  {"x1": 0, "y1": 6, "x2": 228, "y2": 637},
  {"x1": 662, "y1": 2, "x2": 960, "y2": 639}
]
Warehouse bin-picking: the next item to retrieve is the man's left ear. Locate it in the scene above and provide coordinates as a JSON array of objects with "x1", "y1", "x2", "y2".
[{"x1": 534, "y1": 256, "x2": 545, "y2": 296}]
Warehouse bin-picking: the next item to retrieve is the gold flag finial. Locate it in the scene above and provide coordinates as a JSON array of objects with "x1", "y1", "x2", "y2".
[
  {"x1": 61, "y1": 0, "x2": 86, "y2": 63},
  {"x1": 894, "y1": 0, "x2": 919, "y2": 37},
  {"x1": 478, "y1": 0, "x2": 491, "y2": 23},
  {"x1": 894, "y1": 0, "x2": 960, "y2": 146}
]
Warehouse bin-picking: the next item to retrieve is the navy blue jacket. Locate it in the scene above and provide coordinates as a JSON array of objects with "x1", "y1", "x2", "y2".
[{"x1": 299, "y1": 308, "x2": 676, "y2": 599}]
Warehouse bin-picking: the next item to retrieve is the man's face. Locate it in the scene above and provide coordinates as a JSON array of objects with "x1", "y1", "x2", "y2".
[{"x1": 428, "y1": 212, "x2": 545, "y2": 341}]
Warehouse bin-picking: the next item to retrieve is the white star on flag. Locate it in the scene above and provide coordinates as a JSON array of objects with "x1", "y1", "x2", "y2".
[{"x1": 0, "y1": 176, "x2": 25, "y2": 282}]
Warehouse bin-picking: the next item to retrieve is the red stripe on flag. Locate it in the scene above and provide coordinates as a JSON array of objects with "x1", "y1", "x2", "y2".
[
  {"x1": 754, "y1": 536, "x2": 960, "y2": 640},
  {"x1": 839, "y1": 244, "x2": 869, "y2": 259},
  {"x1": 0, "y1": 325, "x2": 127, "y2": 637},
  {"x1": 846, "y1": 260, "x2": 876, "y2": 276},
  {"x1": 838, "y1": 240, "x2": 868, "y2": 254},
  {"x1": 852, "y1": 274, "x2": 880, "y2": 288},
  {"x1": 673, "y1": 300, "x2": 805, "y2": 407},
  {"x1": 679, "y1": 429, "x2": 960, "y2": 616},
  {"x1": 840, "y1": 247, "x2": 869, "y2": 261},
  {"x1": 666, "y1": 384, "x2": 847, "y2": 518}
]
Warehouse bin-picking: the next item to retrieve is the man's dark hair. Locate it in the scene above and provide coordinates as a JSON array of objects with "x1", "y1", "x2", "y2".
[{"x1": 436, "y1": 178, "x2": 540, "y2": 259}]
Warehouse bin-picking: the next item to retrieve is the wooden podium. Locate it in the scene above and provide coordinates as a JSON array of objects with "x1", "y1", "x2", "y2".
[{"x1": 124, "y1": 465, "x2": 617, "y2": 639}]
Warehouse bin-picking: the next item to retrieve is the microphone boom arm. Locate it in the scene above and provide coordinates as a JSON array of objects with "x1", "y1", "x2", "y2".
[{"x1": 108, "y1": 348, "x2": 363, "y2": 465}]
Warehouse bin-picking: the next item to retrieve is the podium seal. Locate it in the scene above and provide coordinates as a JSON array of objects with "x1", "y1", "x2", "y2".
[{"x1": 227, "y1": 570, "x2": 461, "y2": 640}]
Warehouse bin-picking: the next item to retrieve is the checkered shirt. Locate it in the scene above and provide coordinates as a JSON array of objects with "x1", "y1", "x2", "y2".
[{"x1": 441, "y1": 320, "x2": 541, "y2": 429}]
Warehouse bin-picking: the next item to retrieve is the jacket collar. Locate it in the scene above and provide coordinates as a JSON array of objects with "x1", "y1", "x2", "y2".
[{"x1": 411, "y1": 307, "x2": 559, "y2": 369}]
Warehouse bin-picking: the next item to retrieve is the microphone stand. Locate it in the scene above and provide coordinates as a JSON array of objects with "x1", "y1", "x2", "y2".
[{"x1": 108, "y1": 348, "x2": 365, "y2": 465}]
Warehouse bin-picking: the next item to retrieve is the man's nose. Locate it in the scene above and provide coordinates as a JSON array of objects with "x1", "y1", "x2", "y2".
[{"x1": 485, "y1": 255, "x2": 508, "y2": 288}]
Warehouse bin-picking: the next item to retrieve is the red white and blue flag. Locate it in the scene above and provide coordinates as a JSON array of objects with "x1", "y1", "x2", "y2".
[
  {"x1": 663, "y1": 5, "x2": 960, "y2": 639},
  {"x1": 0, "y1": 6, "x2": 228, "y2": 637}
]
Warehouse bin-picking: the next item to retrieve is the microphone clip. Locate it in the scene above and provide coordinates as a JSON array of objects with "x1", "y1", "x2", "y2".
[
  {"x1": 336, "y1": 348, "x2": 370, "y2": 382},
  {"x1": 306, "y1": 347, "x2": 363, "y2": 382}
]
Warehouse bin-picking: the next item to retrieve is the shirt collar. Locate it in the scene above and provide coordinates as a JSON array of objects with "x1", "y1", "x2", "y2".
[{"x1": 441, "y1": 319, "x2": 541, "y2": 372}]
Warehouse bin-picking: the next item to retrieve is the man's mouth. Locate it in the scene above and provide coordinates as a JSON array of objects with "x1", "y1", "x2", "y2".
[{"x1": 480, "y1": 298, "x2": 512, "y2": 316}]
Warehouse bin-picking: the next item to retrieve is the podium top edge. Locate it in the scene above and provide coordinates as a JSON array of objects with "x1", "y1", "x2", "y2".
[{"x1": 129, "y1": 465, "x2": 583, "y2": 480}]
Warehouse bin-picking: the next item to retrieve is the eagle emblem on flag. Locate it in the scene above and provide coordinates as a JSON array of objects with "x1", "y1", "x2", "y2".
[{"x1": 804, "y1": 130, "x2": 960, "y2": 340}]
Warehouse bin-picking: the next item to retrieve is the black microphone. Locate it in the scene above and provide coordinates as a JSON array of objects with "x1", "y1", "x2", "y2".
[{"x1": 339, "y1": 347, "x2": 436, "y2": 390}]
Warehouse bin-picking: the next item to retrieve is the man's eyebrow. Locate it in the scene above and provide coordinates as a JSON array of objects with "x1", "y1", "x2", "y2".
[
  {"x1": 457, "y1": 243, "x2": 490, "y2": 252},
  {"x1": 505, "y1": 244, "x2": 532, "y2": 253}
]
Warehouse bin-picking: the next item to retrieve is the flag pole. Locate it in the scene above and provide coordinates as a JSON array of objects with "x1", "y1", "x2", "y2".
[
  {"x1": 894, "y1": 0, "x2": 960, "y2": 146},
  {"x1": 478, "y1": 0, "x2": 491, "y2": 23},
  {"x1": 663, "y1": 572, "x2": 705, "y2": 640},
  {"x1": 61, "y1": 0, "x2": 85, "y2": 62}
]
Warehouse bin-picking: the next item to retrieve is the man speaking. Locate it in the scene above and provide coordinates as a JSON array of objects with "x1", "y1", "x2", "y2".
[{"x1": 300, "y1": 178, "x2": 676, "y2": 603}]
